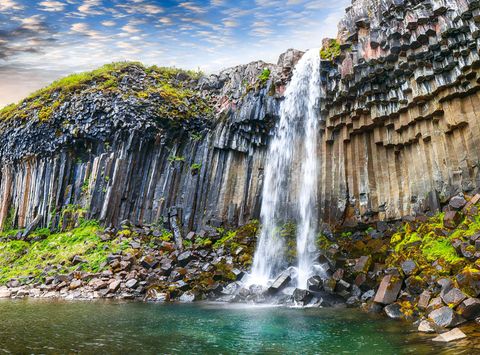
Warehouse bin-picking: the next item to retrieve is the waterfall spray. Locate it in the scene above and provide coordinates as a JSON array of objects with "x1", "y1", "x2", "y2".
[{"x1": 249, "y1": 49, "x2": 322, "y2": 288}]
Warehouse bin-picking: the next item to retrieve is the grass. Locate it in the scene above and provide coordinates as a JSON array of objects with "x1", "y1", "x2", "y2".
[
  {"x1": 258, "y1": 68, "x2": 271, "y2": 85},
  {"x1": 0, "y1": 61, "x2": 209, "y2": 123},
  {"x1": 320, "y1": 39, "x2": 341, "y2": 60},
  {"x1": 0, "y1": 220, "x2": 133, "y2": 284}
]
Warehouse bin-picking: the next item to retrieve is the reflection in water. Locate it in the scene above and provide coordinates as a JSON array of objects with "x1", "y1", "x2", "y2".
[{"x1": 0, "y1": 300, "x2": 476, "y2": 354}]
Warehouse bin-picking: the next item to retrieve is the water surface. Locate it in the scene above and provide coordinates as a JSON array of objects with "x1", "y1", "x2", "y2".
[{"x1": 0, "y1": 300, "x2": 475, "y2": 354}]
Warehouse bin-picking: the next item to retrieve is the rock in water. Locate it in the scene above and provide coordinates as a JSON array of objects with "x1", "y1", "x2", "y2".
[
  {"x1": 432, "y1": 328, "x2": 467, "y2": 342},
  {"x1": 267, "y1": 269, "x2": 292, "y2": 295},
  {"x1": 292, "y1": 289, "x2": 313, "y2": 306},
  {"x1": 384, "y1": 303, "x2": 402, "y2": 319},
  {"x1": 417, "y1": 320, "x2": 435, "y2": 333},
  {"x1": 179, "y1": 292, "x2": 195, "y2": 303}
]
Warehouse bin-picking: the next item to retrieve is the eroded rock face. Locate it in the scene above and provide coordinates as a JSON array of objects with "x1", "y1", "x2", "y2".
[{"x1": 0, "y1": 53, "x2": 302, "y2": 231}]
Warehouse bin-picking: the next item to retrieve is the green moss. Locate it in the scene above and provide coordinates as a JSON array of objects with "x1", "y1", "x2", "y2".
[
  {"x1": 168, "y1": 155, "x2": 185, "y2": 163},
  {"x1": 320, "y1": 39, "x2": 341, "y2": 61},
  {"x1": 258, "y1": 68, "x2": 271, "y2": 85},
  {"x1": 0, "y1": 220, "x2": 133, "y2": 284}
]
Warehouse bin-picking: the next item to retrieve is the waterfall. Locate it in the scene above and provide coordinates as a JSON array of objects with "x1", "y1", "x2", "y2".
[{"x1": 249, "y1": 49, "x2": 322, "y2": 289}]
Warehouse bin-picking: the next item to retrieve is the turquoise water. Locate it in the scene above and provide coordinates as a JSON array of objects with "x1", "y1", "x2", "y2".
[{"x1": 0, "y1": 300, "x2": 472, "y2": 354}]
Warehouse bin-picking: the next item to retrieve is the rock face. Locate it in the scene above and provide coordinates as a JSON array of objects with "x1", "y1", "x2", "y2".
[
  {"x1": 0, "y1": 52, "x2": 302, "y2": 231},
  {"x1": 2, "y1": 0, "x2": 480, "y2": 231}
]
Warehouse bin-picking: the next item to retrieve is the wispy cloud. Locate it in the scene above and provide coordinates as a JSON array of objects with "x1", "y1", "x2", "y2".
[{"x1": 39, "y1": 1, "x2": 66, "y2": 12}]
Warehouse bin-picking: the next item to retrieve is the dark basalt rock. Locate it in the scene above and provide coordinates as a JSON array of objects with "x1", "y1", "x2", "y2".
[{"x1": 428, "y1": 307, "x2": 466, "y2": 328}]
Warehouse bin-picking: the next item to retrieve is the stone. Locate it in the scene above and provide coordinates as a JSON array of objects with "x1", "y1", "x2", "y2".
[
  {"x1": 443, "y1": 211, "x2": 463, "y2": 229},
  {"x1": 417, "y1": 291, "x2": 431, "y2": 310},
  {"x1": 177, "y1": 251, "x2": 193, "y2": 267},
  {"x1": 449, "y1": 196, "x2": 467, "y2": 210},
  {"x1": 441, "y1": 288, "x2": 466, "y2": 307},
  {"x1": 374, "y1": 275, "x2": 402, "y2": 304},
  {"x1": 125, "y1": 279, "x2": 138, "y2": 289},
  {"x1": 108, "y1": 280, "x2": 121, "y2": 293},
  {"x1": 323, "y1": 278, "x2": 336, "y2": 294},
  {"x1": 69, "y1": 279, "x2": 82, "y2": 290},
  {"x1": 361, "y1": 290, "x2": 375, "y2": 302},
  {"x1": 71, "y1": 255, "x2": 86, "y2": 265},
  {"x1": 267, "y1": 269, "x2": 292, "y2": 295},
  {"x1": 428, "y1": 307, "x2": 466, "y2": 328},
  {"x1": 307, "y1": 276, "x2": 323, "y2": 291},
  {"x1": 432, "y1": 328, "x2": 467, "y2": 342},
  {"x1": 418, "y1": 320, "x2": 435, "y2": 333},
  {"x1": 426, "y1": 297, "x2": 444, "y2": 313},
  {"x1": 292, "y1": 288, "x2": 313, "y2": 306},
  {"x1": 179, "y1": 292, "x2": 195, "y2": 303},
  {"x1": 140, "y1": 256, "x2": 158, "y2": 269},
  {"x1": 354, "y1": 256, "x2": 372, "y2": 273},
  {"x1": 0, "y1": 288, "x2": 12, "y2": 298},
  {"x1": 384, "y1": 303, "x2": 403, "y2": 319},
  {"x1": 457, "y1": 298, "x2": 480, "y2": 320},
  {"x1": 400, "y1": 260, "x2": 417, "y2": 276}
]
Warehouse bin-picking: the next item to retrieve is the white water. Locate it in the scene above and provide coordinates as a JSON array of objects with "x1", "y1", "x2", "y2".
[{"x1": 249, "y1": 49, "x2": 322, "y2": 289}]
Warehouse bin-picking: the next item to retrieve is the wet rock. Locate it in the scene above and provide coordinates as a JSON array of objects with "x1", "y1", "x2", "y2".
[
  {"x1": 323, "y1": 278, "x2": 337, "y2": 294},
  {"x1": 457, "y1": 298, "x2": 480, "y2": 320},
  {"x1": 428, "y1": 307, "x2": 466, "y2": 328},
  {"x1": 384, "y1": 303, "x2": 403, "y2": 319},
  {"x1": 179, "y1": 292, "x2": 196, "y2": 303},
  {"x1": 346, "y1": 296, "x2": 360, "y2": 307},
  {"x1": 418, "y1": 320, "x2": 435, "y2": 333},
  {"x1": 432, "y1": 328, "x2": 467, "y2": 342},
  {"x1": 292, "y1": 288, "x2": 313, "y2": 306},
  {"x1": 361, "y1": 290, "x2": 375, "y2": 302},
  {"x1": 307, "y1": 276, "x2": 323, "y2": 291},
  {"x1": 267, "y1": 269, "x2": 292, "y2": 295},
  {"x1": 405, "y1": 276, "x2": 427, "y2": 295},
  {"x1": 426, "y1": 297, "x2": 444, "y2": 313},
  {"x1": 441, "y1": 288, "x2": 466, "y2": 307},
  {"x1": 374, "y1": 275, "x2": 402, "y2": 304}
]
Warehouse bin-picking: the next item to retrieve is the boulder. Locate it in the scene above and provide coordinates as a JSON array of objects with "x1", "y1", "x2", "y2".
[
  {"x1": 179, "y1": 292, "x2": 195, "y2": 303},
  {"x1": 361, "y1": 290, "x2": 375, "y2": 302},
  {"x1": 292, "y1": 288, "x2": 313, "y2": 306},
  {"x1": 267, "y1": 269, "x2": 292, "y2": 295},
  {"x1": 125, "y1": 279, "x2": 138, "y2": 289},
  {"x1": 384, "y1": 303, "x2": 403, "y2": 319},
  {"x1": 69, "y1": 279, "x2": 82, "y2": 290},
  {"x1": 400, "y1": 260, "x2": 417, "y2": 276},
  {"x1": 177, "y1": 251, "x2": 193, "y2": 267},
  {"x1": 441, "y1": 288, "x2": 466, "y2": 307},
  {"x1": 354, "y1": 256, "x2": 372, "y2": 273},
  {"x1": 457, "y1": 298, "x2": 480, "y2": 320},
  {"x1": 417, "y1": 291, "x2": 431, "y2": 310},
  {"x1": 108, "y1": 280, "x2": 121, "y2": 293},
  {"x1": 140, "y1": 255, "x2": 158, "y2": 269},
  {"x1": 428, "y1": 306, "x2": 466, "y2": 328},
  {"x1": 0, "y1": 288, "x2": 12, "y2": 298},
  {"x1": 432, "y1": 328, "x2": 467, "y2": 342},
  {"x1": 443, "y1": 211, "x2": 463, "y2": 228},
  {"x1": 449, "y1": 195, "x2": 467, "y2": 210},
  {"x1": 307, "y1": 276, "x2": 323, "y2": 291},
  {"x1": 417, "y1": 320, "x2": 435, "y2": 333},
  {"x1": 374, "y1": 275, "x2": 403, "y2": 304}
]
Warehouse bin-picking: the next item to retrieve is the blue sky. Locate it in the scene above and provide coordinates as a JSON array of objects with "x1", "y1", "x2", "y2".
[{"x1": 0, "y1": 0, "x2": 347, "y2": 107}]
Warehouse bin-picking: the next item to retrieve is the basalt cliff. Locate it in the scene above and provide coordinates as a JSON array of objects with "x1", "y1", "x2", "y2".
[{"x1": 1, "y1": 0, "x2": 480, "y2": 234}]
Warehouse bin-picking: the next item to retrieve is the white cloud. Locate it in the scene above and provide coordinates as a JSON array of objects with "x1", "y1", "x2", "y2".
[
  {"x1": 178, "y1": 2, "x2": 206, "y2": 14},
  {"x1": 78, "y1": 0, "x2": 104, "y2": 15},
  {"x1": 122, "y1": 24, "x2": 140, "y2": 33},
  {"x1": 223, "y1": 20, "x2": 238, "y2": 27},
  {"x1": 101, "y1": 20, "x2": 116, "y2": 26},
  {"x1": 39, "y1": 1, "x2": 66, "y2": 12},
  {"x1": 0, "y1": 0, "x2": 23, "y2": 11}
]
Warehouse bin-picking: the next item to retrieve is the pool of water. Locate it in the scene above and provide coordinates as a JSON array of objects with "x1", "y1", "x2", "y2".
[{"x1": 0, "y1": 300, "x2": 475, "y2": 354}]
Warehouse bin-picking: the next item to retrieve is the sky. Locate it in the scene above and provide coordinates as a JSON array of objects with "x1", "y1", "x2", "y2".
[{"x1": 0, "y1": 0, "x2": 348, "y2": 107}]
